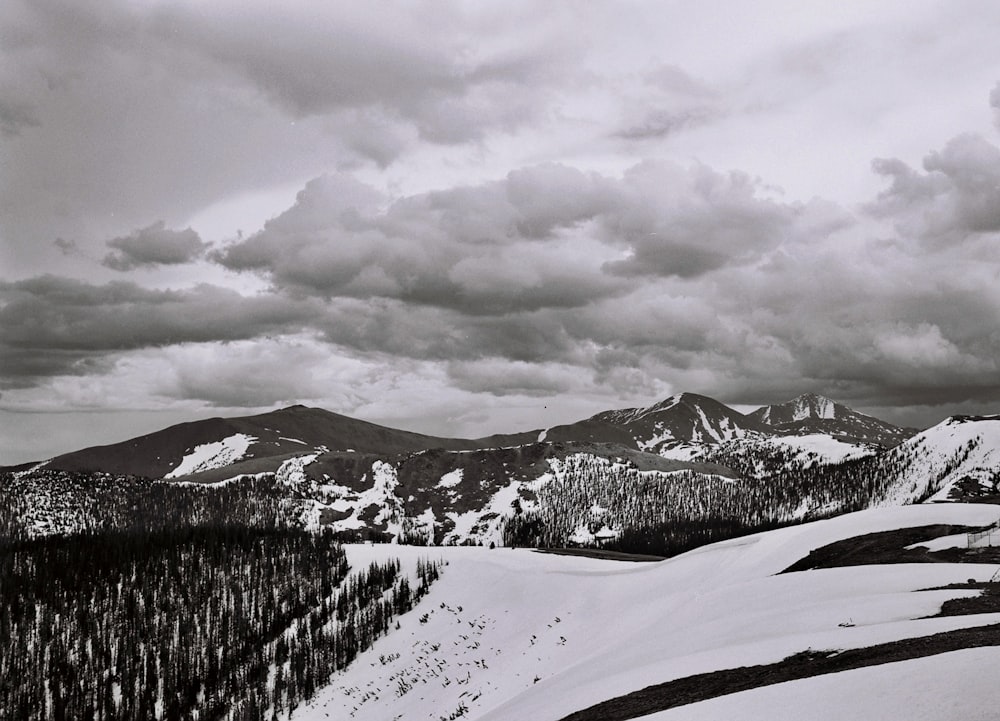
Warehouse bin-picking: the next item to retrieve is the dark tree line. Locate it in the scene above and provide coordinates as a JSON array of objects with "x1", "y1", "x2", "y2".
[
  {"x1": 0, "y1": 526, "x2": 442, "y2": 720},
  {"x1": 501, "y1": 441, "x2": 977, "y2": 557},
  {"x1": 0, "y1": 470, "x2": 295, "y2": 544}
]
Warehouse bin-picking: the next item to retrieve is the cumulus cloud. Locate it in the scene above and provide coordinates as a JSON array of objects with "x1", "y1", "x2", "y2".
[
  {"x1": 102, "y1": 222, "x2": 211, "y2": 270},
  {"x1": 0, "y1": 0, "x2": 585, "y2": 285},
  {"x1": 868, "y1": 133, "x2": 1000, "y2": 246},
  {"x1": 214, "y1": 160, "x2": 816, "y2": 314},
  {"x1": 213, "y1": 166, "x2": 628, "y2": 313},
  {"x1": 7, "y1": 75, "x2": 1000, "y2": 434}
]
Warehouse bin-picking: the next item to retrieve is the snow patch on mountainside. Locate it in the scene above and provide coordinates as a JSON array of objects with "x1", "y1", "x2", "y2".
[
  {"x1": 164, "y1": 433, "x2": 257, "y2": 478},
  {"x1": 275, "y1": 453, "x2": 319, "y2": 485},
  {"x1": 636, "y1": 426, "x2": 709, "y2": 460},
  {"x1": 769, "y1": 434, "x2": 878, "y2": 465},
  {"x1": 442, "y1": 474, "x2": 551, "y2": 546},
  {"x1": 437, "y1": 469, "x2": 464, "y2": 489},
  {"x1": 793, "y1": 394, "x2": 836, "y2": 421}
]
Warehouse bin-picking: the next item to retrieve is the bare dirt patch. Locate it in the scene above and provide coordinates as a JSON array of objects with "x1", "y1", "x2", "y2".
[
  {"x1": 532, "y1": 547, "x2": 665, "y2": 562},
  {"x1": 780, "y1": 524, "x2": 999, "y2": 573}
]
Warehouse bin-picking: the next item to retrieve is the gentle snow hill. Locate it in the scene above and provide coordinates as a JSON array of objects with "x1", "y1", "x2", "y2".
[{"x1": 288, "y1": 503, "x2": 1000, "y2": 721}]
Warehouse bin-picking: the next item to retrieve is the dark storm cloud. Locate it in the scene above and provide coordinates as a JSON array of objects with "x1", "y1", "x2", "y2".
[
  {"x1": 0, "y1": 348, "x2": 110, "y2": 390},
  {"x1": 102, "y1": 222, "x2": 210, "y2": 271},
  {"x1": 704, "y1": 217, "x2": 1000, "y2": 413},
  {"x1": 0, "y1": 275, "x2": 317, "y2": 380},
  {"x1": 314, "y1": 298, "x2": 580, "y2": 366}
]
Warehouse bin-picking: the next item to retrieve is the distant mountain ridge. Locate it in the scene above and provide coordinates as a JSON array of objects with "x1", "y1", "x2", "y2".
[
  {"x1": 546, "y1": 392, "x2": 767, "y2": 460},
  {"x1": 4, "y1": 393, "x2": 999, "y2": 553},
  {"x1": 18, "y1": 391, "x2": 918, "y2": 480},
  {"x1": 750, "y1": 392, "x2": 917, "y2": 447},
  {"x1": 40, "y1": 405, "x2": 536, "y2": 479}
]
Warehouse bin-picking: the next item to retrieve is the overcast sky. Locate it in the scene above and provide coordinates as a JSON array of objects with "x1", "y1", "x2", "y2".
[{"x1": 3, "y1": 1, "x2": 1000, "y2": 464}]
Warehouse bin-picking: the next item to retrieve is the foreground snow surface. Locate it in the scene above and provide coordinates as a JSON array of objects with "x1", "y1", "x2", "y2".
[
  {"x1": 289, "y1": 504, "x2": 1000, "y2": 721},
  {"x1": 644, "y1": 647, "x2": 1000, "y2": 721}
]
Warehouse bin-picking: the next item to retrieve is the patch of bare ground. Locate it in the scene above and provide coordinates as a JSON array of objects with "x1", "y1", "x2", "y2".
[
  {"x1": 558, "y1": 623, "x2": 1000, "y2": 721},
  {"x1": 780, "y1": 524, "x2": 1000, "y2": 573},
  {"x1": 927, "y1": 581, "x2": 1000, "y2": 617},
  {"x1": 532, "y1": 547, "x2": 665, "y2": 562}
]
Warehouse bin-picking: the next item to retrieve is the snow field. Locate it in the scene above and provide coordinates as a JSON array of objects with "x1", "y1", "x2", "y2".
[
  {"x1": 642, "y1": 646, "x2": 1000, "y2": 721},
  {"x1": 765, "y1": 433, "x2": 877, "y2": 464},
  {"x1": 287, "y1": 503, "x2": 1000, "y2": 721},
  {"x1": 164, "y1": 433, "x2": 257, "y2": 478}
]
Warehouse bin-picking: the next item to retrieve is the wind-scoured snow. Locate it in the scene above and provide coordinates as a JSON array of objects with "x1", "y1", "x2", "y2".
[
  {"x1": 288, "y1": 503, "x2": 1000, "y2": 721},
  {"x1": 163, "y1": 433, "x2": 257, "y2": 478}
]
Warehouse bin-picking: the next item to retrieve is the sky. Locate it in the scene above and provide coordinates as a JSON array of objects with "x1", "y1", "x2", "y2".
[{"x1": 3, "y1": 1, "x2": 1000, "y2": 464}]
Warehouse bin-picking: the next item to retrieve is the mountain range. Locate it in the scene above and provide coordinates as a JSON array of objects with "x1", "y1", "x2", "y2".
[
  {"x1": 9, "y1": 391, "x2": 999, "y2": 551},
  {"x1": 5, "y1": 392, "x2": 1000, "y2": 720},
  {"x1": 20, "y1": 391, "x2": 915, "y2": 481}
]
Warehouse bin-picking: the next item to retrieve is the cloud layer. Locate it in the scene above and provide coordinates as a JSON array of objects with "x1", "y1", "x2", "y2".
[
  {"x1": 5, "y1": 118, "x2": 1000, "y2": 432},
  {"x1": 4, "y1": 3, "x2": 1000, "y2": 462}
]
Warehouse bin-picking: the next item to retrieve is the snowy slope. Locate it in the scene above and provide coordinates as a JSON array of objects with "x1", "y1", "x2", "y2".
[
  {"x1": 876, "y1": 415, "x2": 1000, "y2": 505},
  {"x1": 708, "y1": 432, "x2": 878, "y2": 477},
  {"x1": 580, "y1": 393, "x2": 767, "y2": 459},
  {"x1": 645, "y1": 647, "x2": 1000, "y2": 721},
  {"x1": 288, "y1": 503, "x2": 1000, "y2": 721}
]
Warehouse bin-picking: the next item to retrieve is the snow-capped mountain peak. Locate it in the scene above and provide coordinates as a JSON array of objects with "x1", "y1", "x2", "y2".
[{"x1": 750, "y1": 393, "x2": 915, "y2": 448}]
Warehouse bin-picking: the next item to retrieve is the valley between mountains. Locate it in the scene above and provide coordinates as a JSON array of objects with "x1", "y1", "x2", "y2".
[{"x1": 4, "y1": 392, "x2": 1000, "y2": 720}]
